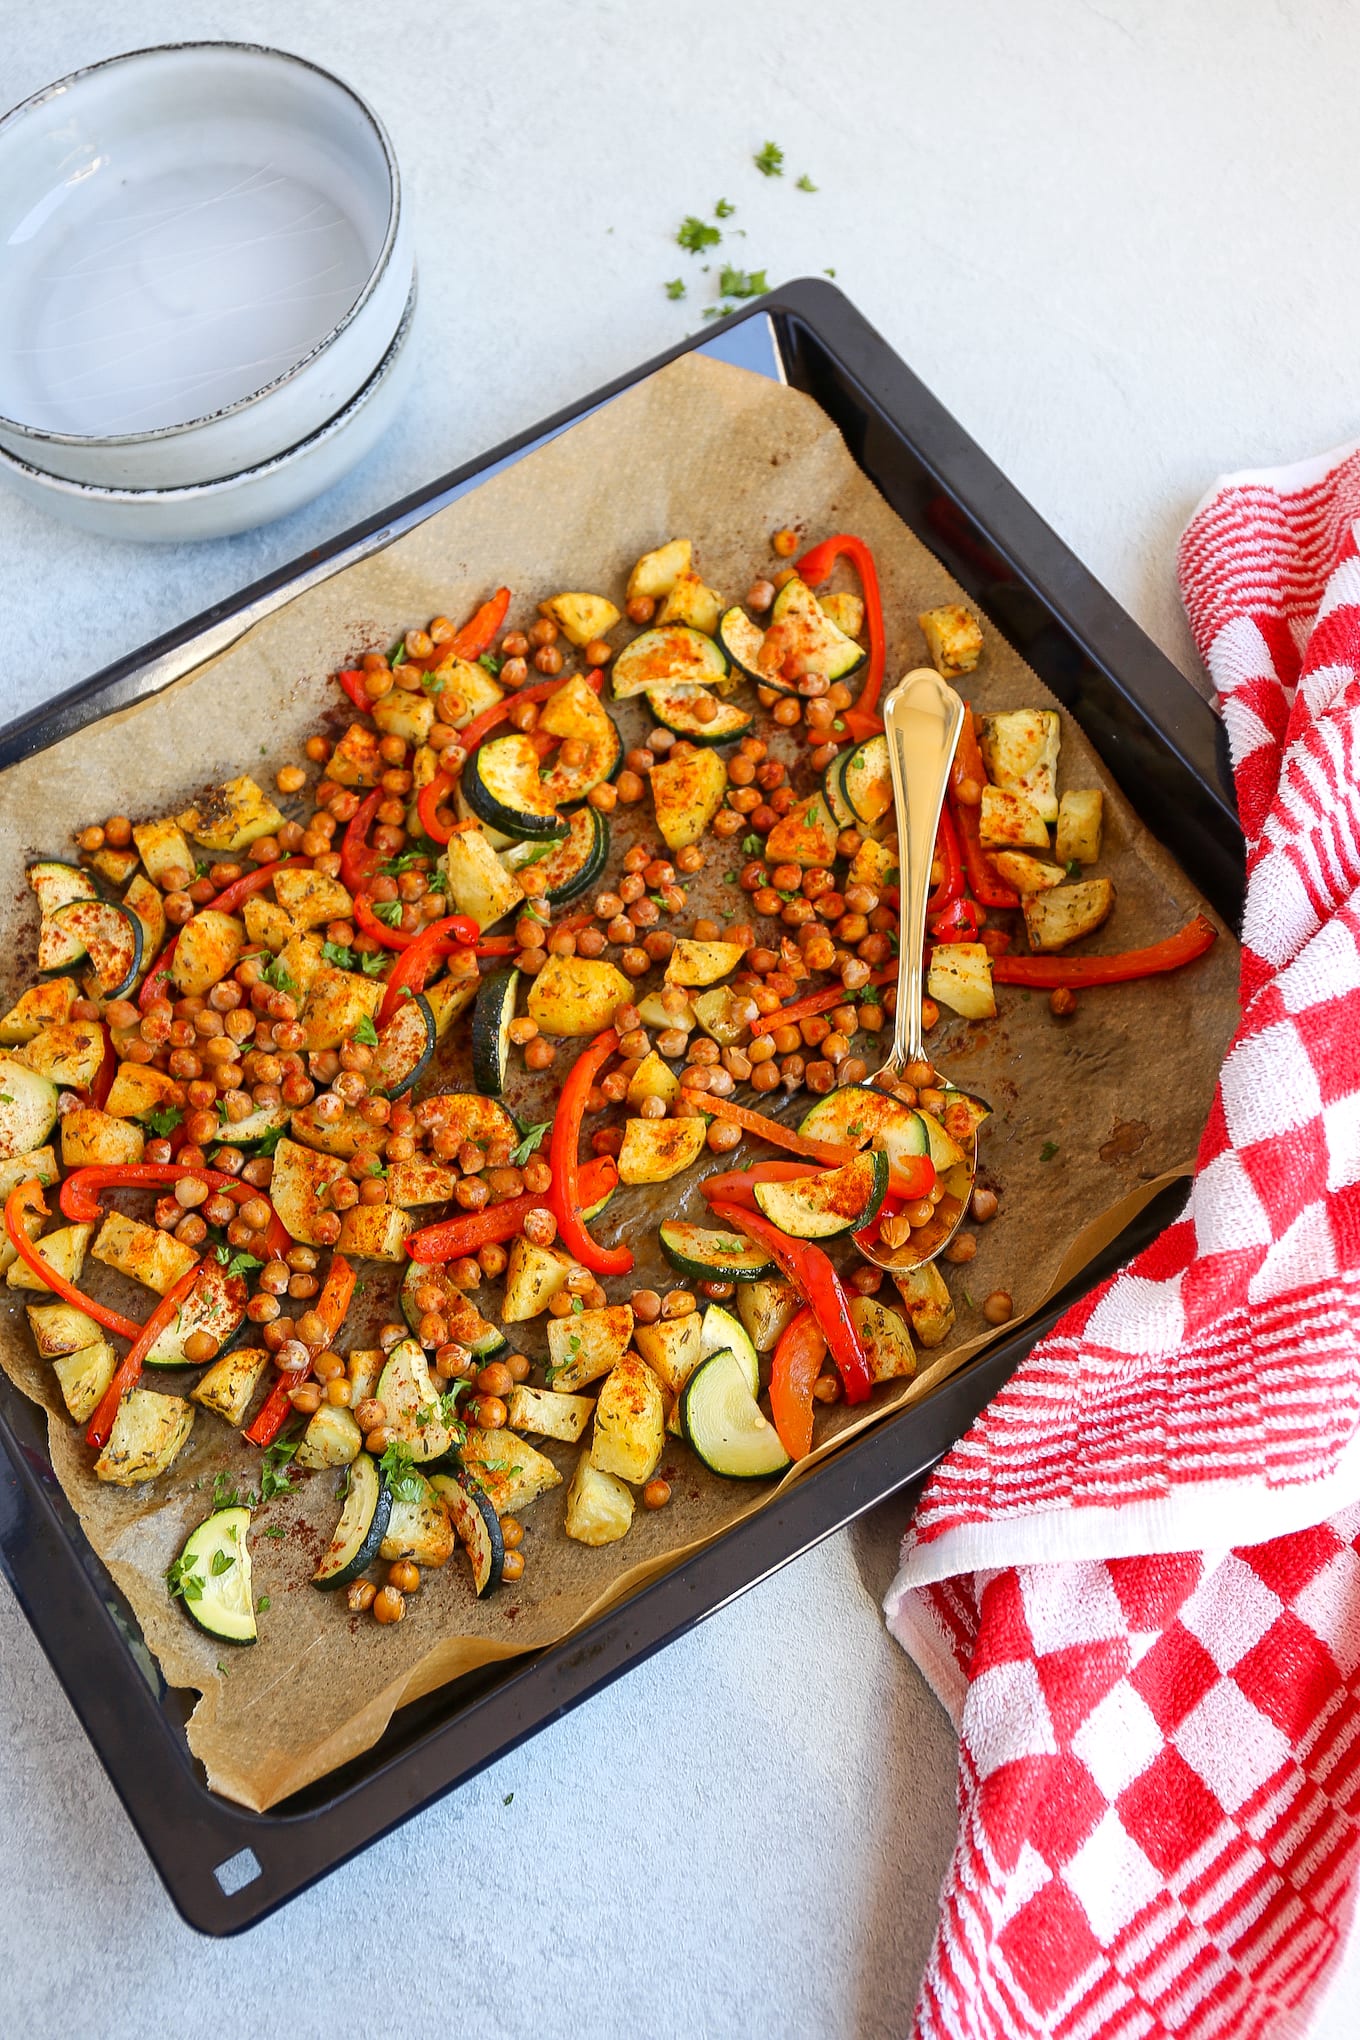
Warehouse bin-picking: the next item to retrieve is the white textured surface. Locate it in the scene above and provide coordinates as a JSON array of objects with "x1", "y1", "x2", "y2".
[{"x1": 4, "y1": 2, "x2": 1360, "y2": 2031}]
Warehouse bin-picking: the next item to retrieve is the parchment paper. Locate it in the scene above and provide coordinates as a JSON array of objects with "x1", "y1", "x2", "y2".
[{"x1": 0, "y1": 353, "x2": 1240, "y2": 1809}]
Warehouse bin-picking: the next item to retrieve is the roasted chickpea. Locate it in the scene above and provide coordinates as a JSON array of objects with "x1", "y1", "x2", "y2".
[
  {"x1": 982, "y1": 1290, "x2": 1014, "y2": 1326},
  {"x1": 971, "y1": 1186, "x2": 999, "y2": 1223},
  {"x1": 501, "y1": 1549, "x2": 526, "y2": 1583},
  {"x1": 373, "y1": 1586, "x2": 406, "y2": 1625},
  {"x1": 642, "y1": 1478, "x2": 672, "y2": 1510},
  {"x1": 388, "y1": 1560, "x2": 421, "y2": 1595},
  {"x1": 347, "y1": 1579, "x2": 377, "y2": 1614},
  {"x1": 626, "y1": 594, "x2": 656, "y2": 625}
]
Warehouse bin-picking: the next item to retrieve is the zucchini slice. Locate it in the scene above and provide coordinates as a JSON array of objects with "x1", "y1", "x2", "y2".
[
  {"x1": 430, "y1": 1471, "x2": 504, "y2": 1596},
  {"x1": 172, "y1": 1506, "x2": 256, "y2": 1644},
  {"x1": 841, "y1": 735, "x2": 893, "y2": 828},
  {"x1": 399, "y1": 1258, "x2": 507, "y2": 1359},
  {"x1": 612, "y1": 624, "x2": 729, "y2": 699},
  {"x1": 699, "y1": 1303, "x2": 759, "y2": 1396},
  {"x1": 471, "y1": 968, "x2": 519, "y2": 1097},
  {"x1": 463, "y1": 733, "x2": 568, "y2": 841},
  {"x1": 379, "y1": 1470, "x2": 456, "y2": 1566},
  {"x1": 370, "y1": 991, "x2": 435, "y2": 1098},
  {"x1": 644, "y1": 684, "x2": 753, "y2": 745},
  {"x1": 0, "y1": 1055, "x2": 59, "y2": 1161},
  {"x1": 28, "y1": 861, "x2": 98, "y2": 917},
  {"x1": 503, "y1": 803, "x2": 608, "y2": 905},
  {"x1": 823, "y1": 749, "x2": 859, "y2": 831},
  {"x1": 658, "y1": 1220, "x2": 775, "y2": 1281},
  {"x1": 142, "y1": 1257, "x2": 248, "y2": 1368},
  {"x1": 799, "y1": 1084, "x2": 927, "y2": 1153},
  {"x1": 40, "y1": 899, "x2": 142, "y2": 995},
  {"x1": 717, "y1": 607, "x2": 776, "y2": 684},
  {"x1": 753, "y1": 1150, "x2": 888, "y2": 1239},
  {"x1": 763, "y1": 576, "x2": 865, "y2": 683},
  {"x1": 681, "y1": 1348, "x2": 791, "y2": 1480},
  {"x1": 539, "y1": 713, "x2": 622, "y2": 805},
  {"x1": 376, "y1": 1336, "x2": 454, "y2": 1459},
  {"x1": 313, "y1": 1453, "x2": 391, "y2": 1588}
]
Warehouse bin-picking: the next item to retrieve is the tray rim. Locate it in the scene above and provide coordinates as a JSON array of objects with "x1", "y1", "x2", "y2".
[{"x1": 0, "y1": 277, "x2": 1241, "y2": 1934}]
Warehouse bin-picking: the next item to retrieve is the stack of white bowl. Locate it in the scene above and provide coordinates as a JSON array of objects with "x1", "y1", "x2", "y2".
[{"x1": 0, "y1": 42, "x2": 416, "y2": 541}]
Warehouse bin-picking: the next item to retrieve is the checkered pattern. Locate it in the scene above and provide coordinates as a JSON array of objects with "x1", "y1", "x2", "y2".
[{"x1": 885, "y1": 441, "x2": 1360, "y2": 2038}]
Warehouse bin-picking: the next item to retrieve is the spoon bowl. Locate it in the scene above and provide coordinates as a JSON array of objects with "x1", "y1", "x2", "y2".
[{"x1": 856, "y1": 668, "x2": 988, "y2": 1272}]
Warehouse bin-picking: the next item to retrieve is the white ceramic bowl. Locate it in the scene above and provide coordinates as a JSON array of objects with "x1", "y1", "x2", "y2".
[
  {"x1": 0, "y1": 281, "x2": 418, "y2": 541},
  {"x1": 0, "y1": 42, "x2": 411, "y2": 488}
]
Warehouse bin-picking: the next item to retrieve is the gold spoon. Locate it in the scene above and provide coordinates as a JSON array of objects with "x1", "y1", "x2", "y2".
[{"x1": 856, "y1": 668, "x2": 988, "y2": 1272}]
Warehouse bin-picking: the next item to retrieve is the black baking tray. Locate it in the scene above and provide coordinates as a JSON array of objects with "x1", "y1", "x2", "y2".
[{"x1": 0, "y1": 280, "x2": 1244, "y2": 1933}]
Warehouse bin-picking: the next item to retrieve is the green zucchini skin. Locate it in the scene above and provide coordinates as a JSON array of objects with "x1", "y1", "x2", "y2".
[
  {"x1": 841, "y1": 735, "x2": 892, "y2": 829},
  {"x1": 312, "y1": 1454, "x2": 391, "y2": 1588},
  {"x1": 506, "y1": 805, "x2": 609, "y2": 905},
  {"x1": 471, "y1": 968, "x2": 519, "y2": 1097},
  {"x1": 430, "y1": 1471, "x2": 504, "y2": 1596},
  {"x1": 174, "y1": 1506, "x2": 257, "y2": 1643},
  {"x1": 658, "y1": 1220, "x2": 776, "y2": 1281},
  {"x1": 371, "y1": 991, "x2": 435, "y2": 1099},
  {"x1": 612, "y1": 624, "x2": 729, "y2": 700},
  {"x1": 463, "y1": 739, "x2": 568, "y2": 841},
  {"x1": 823, "y1": 750, "x2": 858, "y2": 831},
  {"x1": 644, "y1": 686, "x2": 753, "y2": 746},
  {"x1": 539, "y1": 713, "x2": 623, "y2": 804}
]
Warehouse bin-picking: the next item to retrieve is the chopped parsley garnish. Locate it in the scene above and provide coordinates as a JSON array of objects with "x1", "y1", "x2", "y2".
[
  {"x1": 1066, "y1": 860, "x2": 1082, "y2": 877},
  {"x1": 166, "y1": 1553, "x2": 203, "y2": 1603},
  {"x1": 210, "y1": 1548, "x2": 236, "y2": 1577},
  {"x1": 570, "y1": 1295, "x2": 584, "y2": 1314},
  {"x1": 259, "y1": 1439, "x2": 300, "y2": 1504},
  {"x1": 754, "y1": 140, "x2": 785, "y2": 177},
  {"x1": 796, "y1": 173, "x2": 818, "y2": 192},
  {"x1": 1039, "y1": 1141, "x2": 1060, "y2": 1162},
  {"x1": 145, "y1": 1104, "x2": 183, "y2": 1138},
  {"x1": 216, "y1": 1246, "x2": 263, "y2": 1279},
  {"x1": 824, "y1": 267, "x2": 837, "y2": 279},
  {"x1": 251, "y1": 1122, "x2": 287, "y2": 1158},
  {"x1": 353, "y1": 1012, "x2": 379, "y2": 1046},
  {"x1": 379, "y1": 1440, "x2": 425, "y2": 1504},
  {"x1": 510, "y1": 1118, "x2": 551, "y2": 1165},
  {"x1": 677, "y1": 215, "x2": 722, "y2": 254},
  {"x1": 701, "y1": 304, "x2": 736, "y2": 321},
  {"x1": 261, "y1": 1524, "x2": 287, "y2": 1540},
  {"x1": 479, "y1": 652, "x2": 503, "y2": 678},
  {"x1": 724, "y1": 871, "x2": 738, "y2": 884},
  {"x1": 715, "y1": 197, "x2": 735, "y2": 218},
  {"x1": 321, "y1": 939, "x2": 358, "y2": 970},
  {"x1": 371, "y1": 898, "x2": 404, "y2": 928},
  {"x1": 568, "y1": 1335, "x2": 581, "y2": 1354},
  {"x1": 420, "y1": 670, "x2": 447, "y2": 695},
  {"x1": 257, "y1": 1595, "x2": 271, "y2": 1613},
  {"x1": 962, "y1": 1288, "x2": 976, "y2": 1310},
  {"x1": 388, "y1": 637, "x2": 409, "y2": 666},
  {"x1": 212, "y1": 1471, "x2": 241, "y2": 1510},
  {"x1": 718, "y1": 265, "x2": 768, "y2": 300},
  {"x1": 664, "y1": 277, "x2": 686, "y2": 301},
  {"x1": 741, "y1": 834, "x2": 763, "y2": 856},
  {"x1": 380, "y1": 848, "x2": 430, "y2": 876},
  {"x1": 503, "y1": 1792, "x2": 514, "y2": 1806},
  {"x1": 261, "y1": 955, "x2": 297, "y2": 997}
]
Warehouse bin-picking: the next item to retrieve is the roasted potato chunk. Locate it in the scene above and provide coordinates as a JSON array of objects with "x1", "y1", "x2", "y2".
[
  {"x1": 1022, "y1": 880, "x2": 1115, "y2": 953},
  {"x1": 269, "y1": 1137, "x2": 350, "y2": 1245},
  {"x1": 591, "y1": 1355, "x2": 665, "y2": 1486},
  {"x1": 93, "y1": 1211, "x2": 197, "y2": 1295},
  {"x1": 1055, "y1": 789, "x2": 1104, "y2": 866},
  {"x1": 527, "y1": 955, "x2": 631, "y2": 1037},
  {"x1": 617, "y1": 1117, "x2": 707, "y2": 1184},
  {"x1": 539, "y1": 592, "x2": 622, "y2": 645},
  {"x1": 979, "y1": 710, "x2": 1060, "y2": 822},
  {"x1": 564, "y1": 1448, "x2": 635, "y2": 1546},
  {"x1": 978, "y1": 785, "x2": 1050, "y2": 851},
  {"x1": 990, "y1": 852, "x2": 1065, "y2": 896},
  {"x1": 893, "y1": 1263, "x2": 956, "y2": 1347},
  {"x1": 546, "y1": 1304, "x2": 634, "y2": 1393},
  {"x1": 93, "y1": 1389, "x2": 194, "y2": 1485},
  {"x1": 656, "y1": 571, "x2": 722, "y2": 637},
  {"x1": 627, "y1": 538, "x2": 692, "y2": 603},
  {"x1": 918, "y1": 603, "x2": 984, "y2": 677},
  {"x1": 927, "y1": 943, "x2": 996, "y2": 1021},
  {"x1": 178, "y1": 775, "x2": 284, "y2": 852}
]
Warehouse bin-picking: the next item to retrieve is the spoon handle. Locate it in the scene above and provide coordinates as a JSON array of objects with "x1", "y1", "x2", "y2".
[{"x1": 881, "y1": 669, "x2": 965, "y2": 1070}]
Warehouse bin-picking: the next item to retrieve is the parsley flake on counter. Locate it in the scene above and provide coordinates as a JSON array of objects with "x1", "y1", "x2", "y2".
[
  {"x1": 1039, "y1": 1141, "x2": 1060, "y2": 1162},
  {"x1": 664, "y1": 277, "x2": 686, "y2": 301},
  {"x1": 257, "y1": 1595, "x2": 271, "y2": 1613},
  {"x1": 677, "y1": 215, "x2": 721, "y2": 254},
  {"x1": 715, "y1": 197, "x2": 735, "y2": 217},
  {"x1": 796, "y1": 173, "x2": 818, "y2": 192},
  {"x1": 754, "y1": 140, "x2": 785, "y2": 177},
  {"x1": 718, "y1": 265, "x2": 768, "y2": 301}
]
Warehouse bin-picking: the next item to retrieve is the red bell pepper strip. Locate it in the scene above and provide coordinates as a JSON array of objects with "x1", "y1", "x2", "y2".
[
  {"x1": 474, "y1": 936, "x2": 519, "y2": 957},
  {"x1": 797, "y1": 532, "x2": 887, "y2": 716},
  {"x1": 682, "y1": 1090, "x2": 858, "y2": 1166},
  {"x1": 748, "y1": 965, "x2": 896, "y2": 1038},
  {"x1": 447, "y1": 587, "x2": 512, "y2": 664},
  {"x1": 700, "y1": 1159, "x2": 825, "y2": 1207},
  {"x1": 929, "y1": 896, "x2": 982, "y2": 943},
  {"x1": 4, "y1": 1182, "x2": 142, "y2": 1341},
  {"x1": 86, "y1": 1257, "x2": 206, "y2": 1450},
  {"x1": 137, "y1": 856, "x2": 311, "y2": 1010},
  {"x1": 828, "y1": 707, "x2": 886, "y2": 745},
  {"x1": 550, "y1": 1029, "x2": 633, "y2": 1277},
  {"x1": 992, "y1": 915, "x2": 1218, "y2": 988},
  {"x1": 339, "y1": 788, "x2": 385, "y2": 894},
  {"x1": 376, "y1": 915, "x2": 479, "y2": 1027},
  {"x1": 927, "y1": 806, "x2": 965, "y2": 917},
  {"x1": 60, "y1": 1163, "x2": 292, "y2": 1259},
  {"x1": 85, "y1": 1022, "x2": 116, "y2": 1111},
  {"x1": 406, "y1": 1156, "x2": 617, "y2": 1263},
  {"x1": 351, "y1": 892, "x2": 412, "y2": 951},
  {"x1": 418, "y1": 670, "x2": 606, "y2": 844},
  {"x1": 769, "y1": 1307, "x2": 826, "y2": 1461},
  {"x1": 949, "y1": 708, "x2": 1019, "y2": 910},
  {"x1": 243, "y1": 1254, "x2": 357, "y2": 1449},
  {"x1": 337, "y1": 669, "x2": 371, "y2": 713},
  {"x1": 707, "y1": 1200, "x2": 872, "y2": 1404}
]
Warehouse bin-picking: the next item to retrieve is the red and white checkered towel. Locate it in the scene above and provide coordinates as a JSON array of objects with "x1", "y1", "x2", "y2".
[{"x1": 885, "y1": 439, "x2": 1360, "y2": 2039}]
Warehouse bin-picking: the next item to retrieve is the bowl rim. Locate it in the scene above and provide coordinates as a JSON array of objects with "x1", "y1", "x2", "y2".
[
  {"x1": 0, "y1": 276, "x2": 417, "y2": 504},
  {"x1": 0, "y1": 40, "x2": 404, "y2": 451}
]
